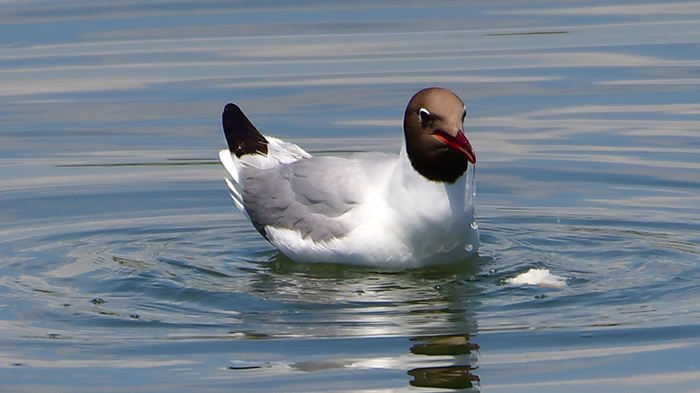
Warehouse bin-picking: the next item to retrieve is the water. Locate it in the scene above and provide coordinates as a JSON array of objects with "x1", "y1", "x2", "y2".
[{"x1": 2, "y1": 1, "x2": 700, "y2": 391}]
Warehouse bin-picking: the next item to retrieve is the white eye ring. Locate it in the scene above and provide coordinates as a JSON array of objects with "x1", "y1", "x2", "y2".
[{"x1": 418, "y1": 108, "x2": 431, "y2": 122}]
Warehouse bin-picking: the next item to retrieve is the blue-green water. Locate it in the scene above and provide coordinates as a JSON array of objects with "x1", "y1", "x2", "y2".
[{"x1": 1, "y1": 1, "x2": 700, "y2": 392}]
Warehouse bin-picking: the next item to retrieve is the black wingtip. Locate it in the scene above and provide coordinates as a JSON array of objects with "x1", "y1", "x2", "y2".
[{"x1": 222, "y1": 103, "x2": 268, "y2": 158}]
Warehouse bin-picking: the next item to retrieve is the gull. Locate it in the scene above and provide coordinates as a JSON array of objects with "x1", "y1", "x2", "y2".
[{"x1": 219, "y1": 87, "x2": 479, "y2": 269}]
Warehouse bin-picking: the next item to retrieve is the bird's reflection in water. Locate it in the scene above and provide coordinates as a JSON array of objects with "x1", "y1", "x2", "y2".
[{"x1": 408, "y1": 335, "x2": 480, "y2": 390}]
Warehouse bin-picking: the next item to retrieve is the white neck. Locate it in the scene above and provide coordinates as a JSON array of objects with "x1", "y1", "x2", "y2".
[{"x1": 390, "y1": 143, "x2": 471, "y2": 213}]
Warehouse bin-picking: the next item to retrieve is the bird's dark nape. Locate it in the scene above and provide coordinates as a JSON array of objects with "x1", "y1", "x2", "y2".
[{"x1": 222, "y1": 103, "x2": 268, "y2": 158}]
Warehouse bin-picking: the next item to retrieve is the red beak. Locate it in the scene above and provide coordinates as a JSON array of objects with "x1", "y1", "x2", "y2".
[{"x1": 435, "y1": 130, "x2": 476, "y2": 164}]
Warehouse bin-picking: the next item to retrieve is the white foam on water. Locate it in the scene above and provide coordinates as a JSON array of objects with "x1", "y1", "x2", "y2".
[{"x1": 506, "y1": 268, "x2": 567, "y2": 288}]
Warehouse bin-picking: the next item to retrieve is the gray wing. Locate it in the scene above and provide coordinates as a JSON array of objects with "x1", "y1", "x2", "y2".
[{"x1": 240, "y1": 156, "x2": 371, "y2": 242}]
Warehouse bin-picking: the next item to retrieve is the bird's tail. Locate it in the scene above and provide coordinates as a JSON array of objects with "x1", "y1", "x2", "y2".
[
  {"x1": 219, "y1": 103, "x2": 312, "y2": 214},
  {"x1": 222, "y1": 103, "x2": 269, "y2": 158}
]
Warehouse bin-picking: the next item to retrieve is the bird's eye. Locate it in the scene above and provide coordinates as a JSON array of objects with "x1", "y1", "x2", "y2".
[
  {"x1": 462, "y1": 109, "x2": 467, "y2": 122},
  {"x1": 418, "y1": 108, "x2": 431, "y2": 123}
]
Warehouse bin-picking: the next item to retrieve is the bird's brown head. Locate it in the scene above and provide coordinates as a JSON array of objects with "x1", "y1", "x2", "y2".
[{"x1": 403, "y1": 87, "x2": 476, "y2": 183}]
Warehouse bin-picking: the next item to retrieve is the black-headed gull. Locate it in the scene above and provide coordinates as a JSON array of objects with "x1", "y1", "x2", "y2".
[{"x1": 219, "y1": 87, "x2": 479, "y2": 269}]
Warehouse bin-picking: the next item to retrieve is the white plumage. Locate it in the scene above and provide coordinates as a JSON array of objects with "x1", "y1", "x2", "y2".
[{"x1": 219, "y1": 138, "x2": 479, "y2": 269}]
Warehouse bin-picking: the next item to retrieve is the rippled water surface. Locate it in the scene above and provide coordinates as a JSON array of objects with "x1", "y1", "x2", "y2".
[{"x1": 2, "y1": 1, "x2": 700, "y2": 392}]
